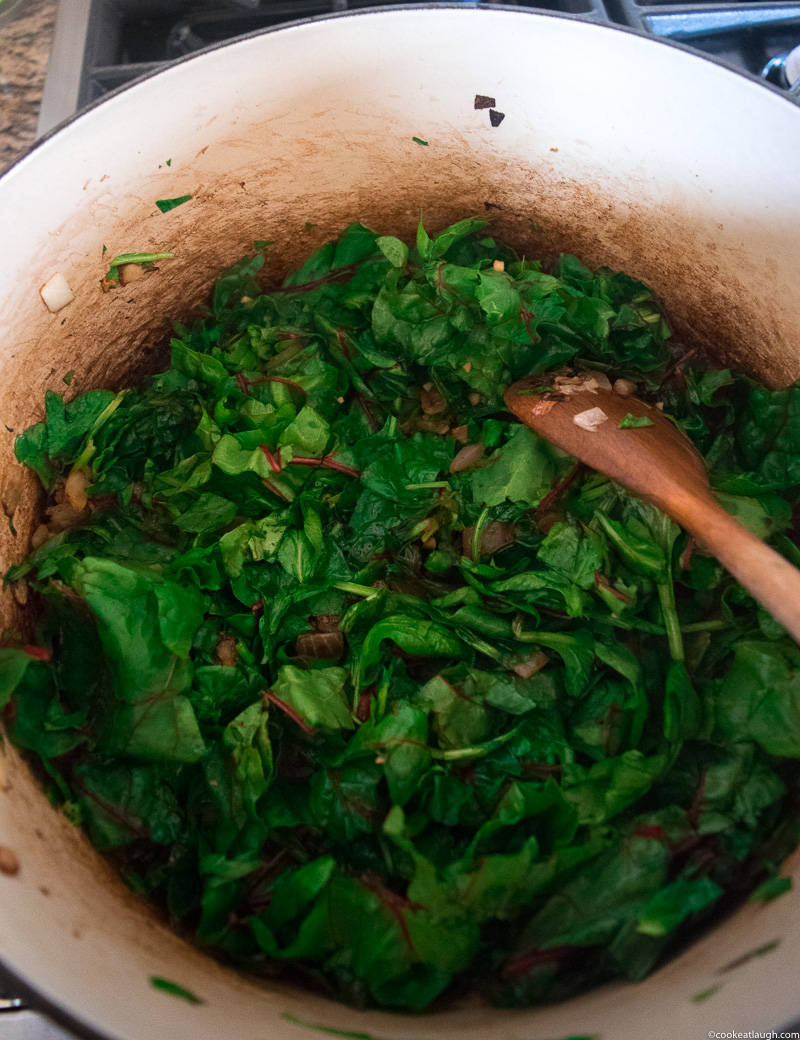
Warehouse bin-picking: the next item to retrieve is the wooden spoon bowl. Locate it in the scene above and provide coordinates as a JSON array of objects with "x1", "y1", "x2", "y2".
[{"x1": 505, "y1": 374, "x2": 800, "y2": 644}]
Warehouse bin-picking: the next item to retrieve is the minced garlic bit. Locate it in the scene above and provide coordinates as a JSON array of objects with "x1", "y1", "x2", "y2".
[{"x1": 573, "y1": 407, "x2": 609, "y2": 431}]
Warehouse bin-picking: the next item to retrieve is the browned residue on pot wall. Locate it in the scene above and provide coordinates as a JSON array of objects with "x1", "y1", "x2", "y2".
[{"x1": 1, "y1": 145, "x2": 794, "y2": 632}]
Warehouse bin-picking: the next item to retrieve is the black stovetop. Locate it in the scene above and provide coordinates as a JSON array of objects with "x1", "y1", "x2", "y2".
[{"x1": 36, "y1": 0, "x2": 800, "y2": 135}]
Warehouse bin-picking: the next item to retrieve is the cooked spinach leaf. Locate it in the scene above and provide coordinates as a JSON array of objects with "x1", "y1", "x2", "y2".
[{"x1": 5, "y1": 218, "x2": 800, "y2": 1012}]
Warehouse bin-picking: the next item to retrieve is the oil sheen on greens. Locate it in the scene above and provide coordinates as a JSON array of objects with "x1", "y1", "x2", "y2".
[{"x1": 3, "y1": 218, "x2": 800, "y2": 1012}]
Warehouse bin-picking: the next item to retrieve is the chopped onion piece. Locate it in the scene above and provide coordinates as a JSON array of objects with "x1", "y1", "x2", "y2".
[
  {"x1": 214, "y1": 635, "x2": 239, "y2": 667},
  {"x1": 39, "y1": 272, "x2": 74, "y2": 313},
  {"x1": 46, "y1": 501, "x2": 86, "y2": 531},
  {"x1": 30, "y1": 524, "x2": 51, "y2": 550},
  {"x1": 479, "y1": 520, "x2": 515, "y2": 556},
  {"x1": 450, "y1": 442, "x2": 485, "y2": 473},
  {"x1": 65, "y1": 469, "x2": 91, "y2": 512},
  {"x1": 1, "y1": 469, "x2": 24, "y2": 517},
  {"x1": 573, "y1": 407, "x2": 608, "y2": 431},
  {"x1": 554, "y1": 370, "x2": 612, "y2": 395},
  {"x1": 119, "y1": 263, "x2": 145, "y2": 285},
  {"x1": 584, "y1": 369, "x2": 612, "y2": 392},
  {"x1": 295, "y1": 630, "x2": 344, "y2": 660},
  {"x1": 421, "y1": 386, "x2": 446, "y2": 414},
  {"x1": 513, "y1": 651, "x2": 549, "y2": 679}
]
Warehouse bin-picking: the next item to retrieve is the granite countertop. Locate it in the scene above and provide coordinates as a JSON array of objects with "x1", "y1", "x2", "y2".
[{"x1": 0, "y1": 0, "x2": 58, "y2": 175}]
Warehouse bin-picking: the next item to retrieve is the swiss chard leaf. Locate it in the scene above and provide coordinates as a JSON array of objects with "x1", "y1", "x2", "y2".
[
  {"x1": 7, "y1": 217, "x2": 800, "y2": 1015},
  {"x1": 69, "y1": 558, "x2": 206, "y2": 762}
]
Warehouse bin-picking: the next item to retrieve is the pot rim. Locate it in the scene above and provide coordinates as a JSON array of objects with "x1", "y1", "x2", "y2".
[
  {"x1": 4, "y1": 0, "x2": 799, "y2": 187},
  {"x1": 2, "y1": 5, "x2": 800, "y2": 1037}
]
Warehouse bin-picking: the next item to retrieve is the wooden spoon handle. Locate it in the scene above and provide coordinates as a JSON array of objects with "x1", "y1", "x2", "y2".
[{"x1": 679, "y1": 495, "x2": 800, "y2": 644}]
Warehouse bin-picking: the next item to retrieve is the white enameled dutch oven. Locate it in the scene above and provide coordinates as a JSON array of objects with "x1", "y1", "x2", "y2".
[{"x1": 2, "y1": 8, "x2": 800, "y2": 1039}]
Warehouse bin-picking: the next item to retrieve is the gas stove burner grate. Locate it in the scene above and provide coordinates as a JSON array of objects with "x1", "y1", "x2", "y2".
[
  {"x1": 37, "y1": 0, "x2": 800, "y2": 139},
  {"x1": 161, "y1": 0, "x2": 601, "y2": 56},
  {"x1": 610, "y1": 0, "x2": 800, "y2": 82},
  {"x1": 38, "y1": 0, "x2": 614, "y2": 133}
]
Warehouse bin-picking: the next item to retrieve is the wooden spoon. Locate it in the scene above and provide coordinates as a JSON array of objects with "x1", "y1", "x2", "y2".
[{"x1": 505, "y1": 374, "x2": 800, "y2": 644}]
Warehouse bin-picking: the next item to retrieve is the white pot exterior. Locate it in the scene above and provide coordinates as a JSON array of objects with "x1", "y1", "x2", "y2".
[{"x1": 1, "y1": 9, "x2": 800, "y2": 1039}]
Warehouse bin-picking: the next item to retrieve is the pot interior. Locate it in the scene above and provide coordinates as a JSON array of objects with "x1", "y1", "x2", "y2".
[{"x1": 2, "y1": 10, "x2": 800, "y2": 1039}]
